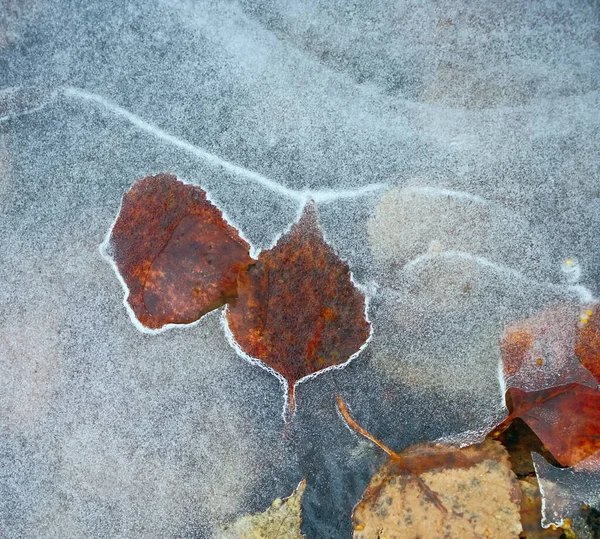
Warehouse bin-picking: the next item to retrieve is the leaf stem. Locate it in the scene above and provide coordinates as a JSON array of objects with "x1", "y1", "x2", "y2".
[
  {"x1": 336, "y1": 395, "x2": 449, "y2": 514},
  {"x1": 336, "y1": 395, "x2": 401, "y2": 459}
]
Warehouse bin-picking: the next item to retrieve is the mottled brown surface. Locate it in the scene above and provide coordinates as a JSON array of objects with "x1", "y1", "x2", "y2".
[
  {"x1": 352, "y1": 439, "x2": 522, "y2": 539},
  {"x1": 110, "y1": 174, "x2": 252, "y2": 329},
  {"x1": 226, "y1": 203, "x2": 370, "y2": 389},
  {"x1": 508, "y1": 384, "x2": 600, "y2": 467},
  {"x1": 576, "y1": 306, "x2": 600, "y2": 383},
  {"x1": 217, "y1": 480, "x2": 306, "y2": 538}
]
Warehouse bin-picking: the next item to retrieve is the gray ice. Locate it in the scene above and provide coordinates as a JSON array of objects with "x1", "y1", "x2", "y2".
[{"x1": 1, "y1": 0, "x2": 599, "y2": 537}]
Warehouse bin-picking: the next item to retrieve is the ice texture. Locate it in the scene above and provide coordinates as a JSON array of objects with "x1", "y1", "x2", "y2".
[
  {"x1": 1, "y1": 0, "x2": 600, "y2": 537},
  {"x1": 533, "y1": 452, "x2": 600, "y2": 532}
]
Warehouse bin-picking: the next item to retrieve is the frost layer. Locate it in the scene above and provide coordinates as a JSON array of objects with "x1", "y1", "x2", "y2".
[{"x1": 1, "y1": 0, "x2": 600, "y2": 537}]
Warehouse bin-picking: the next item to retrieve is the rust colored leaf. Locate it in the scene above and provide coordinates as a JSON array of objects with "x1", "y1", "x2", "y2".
[
  {"x1": 499, "y1": 305, "x2": 600, "y2": 467},
  {"x1": 226, "y1": 204, "x2": 371, "y2": 410},
  {"x1": 576, "y1": 306, "x2": 600, "y2": 383},
  {"x1": 109, "y1": 174, "x2": 253, "y2": 329},
  {"x1": 507, "y1": 384, "x2": 600, "y2": 467},
  {"x1": 500, "y1": 304, "x2": 596, "y2": 391},
  {"x1": 501, "y1": 325, "x2": 535, "y2": 377}
]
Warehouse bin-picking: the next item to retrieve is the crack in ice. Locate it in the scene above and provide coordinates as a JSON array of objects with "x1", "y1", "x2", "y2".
[{"x1": 63, "y1": 86, "x2": 387, "y2": 204}]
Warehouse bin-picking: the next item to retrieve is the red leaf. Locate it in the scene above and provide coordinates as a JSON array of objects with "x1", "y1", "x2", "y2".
[
  {"x1": 226, "y1": 203, "x2": 371, "y2": 410},
  {"x1": 500, "y1": 304, "x2": 596, "y2": 390},
  {"x1": 109, "y1": 174, "x2": 253, "y2": 329},
  {"x1": 500, "y1": 305, "x2": 600, "y2": 466},
  {"x1": 507, "y1": 384, "x2": 600, "y2": 467}
]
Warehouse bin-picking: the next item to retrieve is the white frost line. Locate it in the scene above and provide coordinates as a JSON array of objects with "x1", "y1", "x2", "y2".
[
  {"x1": 400, "y1": 185, "x2": 487, "y2": 204},
  {"x1": 531, "y1": 454, "x2": 562, "y2": 530},
  {"x1": 63, "y1": 86, "x2": 387, "y2": 203},
  {"x1": 0, "y1": 91, "x2": 58, "y2": 124},
  {"x1": 497, "y1": 359, "x2": 508, "y2": 410},
  {"x1": 0, "y1": 86, "x2": 22, "y2": 96},
  {"x1": 309, "y1": 183, "x2": 388, "y2": 203},
  {"x1": 403, "y1": 250, "x2": 597, "y2": 304}
]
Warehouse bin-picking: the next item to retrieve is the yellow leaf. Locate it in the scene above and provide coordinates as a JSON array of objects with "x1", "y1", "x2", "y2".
[
  {"x1": 217, "y1": 480, "x2": 307, "y2": 539},
  {"x1": 352, "y1": 439, "x2": 522, "y2": 539}
]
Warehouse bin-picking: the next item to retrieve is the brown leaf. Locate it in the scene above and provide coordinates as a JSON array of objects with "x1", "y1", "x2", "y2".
[
  {"x1": 507, "y1": 384, "x2": 600, "y2": 467},
  {"x1": 337, "y1": 397, "x2": 522, "y2": 538},
  {"x1": 352, "y1": 439, "x2": 522, "y2": 538},
  {"x1": 226, "y1": 204, "x2": 371, "y2": 411},
  {"x1": 499, "y1": 305, "x2": 600, "y2": 467},
  {"x1": 108, "y1": 174, "x2": 253, "y2": 329},
  {"x1": 217, "y1": 479, "x2": 307, "y2": 539},
  {"x1": 500, "y1": 304, "x2": 596, "y2": 391}
]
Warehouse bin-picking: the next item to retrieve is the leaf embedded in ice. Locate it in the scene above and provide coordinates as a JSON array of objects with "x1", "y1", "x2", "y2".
[
  {"x1": 506, "y1": 384, "x2": 600, "y2": 467},
  {"x1": 501, "y1": 304, "x2": 598, "y2": 391},
  {"x1": 366, "y1": 185, "x2": 549, "y2": 276},
  {"x1": 107, "y1": 174, "x2": 253, "y2": 329},
  {"x1": 500, "y1": 304, "x2": 600, "y2": 466},
  {"x1": 217, "y1": 479, "x2": 307, "y2": 539},
  {"x1": 106, "y1": 179, "x2": 370, "y2": 414},
  {"x1": 576, "y1": 305, "x2": 600, "y2": 383},
  {"x1": 226, "y1": 203, "x2": 371, "y2": 411}
]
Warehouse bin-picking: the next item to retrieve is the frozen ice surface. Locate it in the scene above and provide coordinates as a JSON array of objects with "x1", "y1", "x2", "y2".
[
  {"x1": 533, "y1": 452, "x2": 600, "y2": 532},
  {"x1": 1, "y1": 0, "x2": 599, "y2": 537}
]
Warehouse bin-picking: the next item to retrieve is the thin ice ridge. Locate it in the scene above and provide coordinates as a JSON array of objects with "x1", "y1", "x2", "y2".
[
  {"x1": 1, "y1": 85, "x2": 386, "y2": 202},
  {"x1": 0, "y1": 87, "x2": 59, "y2": 123},
  {"x1": 62, "y1": 87, "x2": 387, "y2": 203}
]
